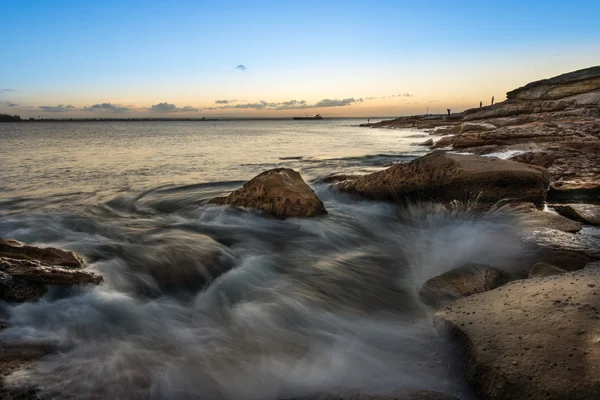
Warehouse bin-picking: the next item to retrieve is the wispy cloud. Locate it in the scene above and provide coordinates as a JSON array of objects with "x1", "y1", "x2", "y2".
[
  {"x1": 39, "y1": 104, "x2": 75, "y2": 112},
  {"x1": 0, "y1": 101, "x2": 18, "y2": 107},
  {"x1": 215, "y1": 99, "x2": 236, "y2": 104},
  {"x1": 85, "y1": 102, "x2": 129, "y2": 112},
  {"x1": 235, "y1": 65, "x2": 247, "y2": 71},
  {"x1": 0, "y1": 89, "x2": 16, "y2": 95},
  {"x1": 218, "y1": 97, "x2": 363, "y2": 111},
  {"x1": 148, "y1": 102, "x2": 199, "y2": 112},
  {"x1": 314, "y1": 98, "x2": 363, "y2": 107},
  {"x1": 399, "y1": 93, "x2": 413, "y2": 97}
]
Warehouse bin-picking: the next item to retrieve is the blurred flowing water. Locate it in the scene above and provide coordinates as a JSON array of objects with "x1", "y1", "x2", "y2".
[{"x1": 0, "y1": 120, "x2": 528, "y2": 399}]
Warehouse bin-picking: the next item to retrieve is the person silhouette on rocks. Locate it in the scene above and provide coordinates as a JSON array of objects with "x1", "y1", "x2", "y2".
[{"x1": 491, "y1": 96, "x2": 495, "y2": 105}]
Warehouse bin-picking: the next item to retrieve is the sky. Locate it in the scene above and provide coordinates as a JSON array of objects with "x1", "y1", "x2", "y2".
[{"x1": 1, "y1": 0, "x2": 600, "y2": 118}]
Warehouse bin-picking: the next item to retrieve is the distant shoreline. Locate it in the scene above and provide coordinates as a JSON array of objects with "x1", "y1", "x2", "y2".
[{"x1": 0, "y1": 116, "x2": 395, "y2": 123}]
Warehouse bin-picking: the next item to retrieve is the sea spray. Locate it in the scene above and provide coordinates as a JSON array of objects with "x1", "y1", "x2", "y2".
[{"x1": 1, "y1": 190, "x2": 532, "y2": 399}]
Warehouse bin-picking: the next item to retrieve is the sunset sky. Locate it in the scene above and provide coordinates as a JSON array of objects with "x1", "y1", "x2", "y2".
[{"x1": 2, "y1": 0, "x2": 600, "y2": 118}]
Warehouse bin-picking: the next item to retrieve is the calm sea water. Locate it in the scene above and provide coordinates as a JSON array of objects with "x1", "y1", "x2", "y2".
[{"x1": 0, "y1": 120, "x2": 527, "y2": 399}]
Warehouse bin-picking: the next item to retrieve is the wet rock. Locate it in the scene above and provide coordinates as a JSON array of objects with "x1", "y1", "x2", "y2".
[
  {"x1": 0, "y1": 257, "x2": 102, "y2": 286},
  {"x1": 460, "y1": 122, "x2": 497, "y2": 133},
  {"x1": 528, "y1": 262, "x2": 567, "y2": 278},
  {"x1": 210, "y1": 168, "x2": 327, "y2": 219},
  {"x1": 552, "y1": 204, "x2": 600, "y2": 225},
  {"x1": 336, "y1": 151, "x2": 550, "y2": 206},
  {"x1": 434, "y1": 267, "x2": 600, "y2": 400},
  {"x1": 509, "y1": 151, "x2": 556, "y2": 168},
  {"x1": 419, "y1": 264, "x2": 504, "y2": 309},
  {"x1": 0, "y1": 238, "x2": 83, "y2": 268},
  {"x1": 0, "y1": 271, "x2": 47, "y2": 302}
]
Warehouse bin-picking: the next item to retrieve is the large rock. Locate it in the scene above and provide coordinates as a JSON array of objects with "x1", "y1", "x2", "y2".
[
  {"x1": 434, "y1": 267, "x2": 600, "y2": 400},
  {"x1": 552, "y1": 204, "x2": 600, "y2": 225},
  {"x1": 336, "y1": 152, "x2": 550, "y2": 205},
  {"x1": 507, "y1": 66, "x2": 600, "y2": 101},
  {"x1": 0, "y1": 257, "x2": 102, "y2": 286},
  {"x1": 419, "y1": 264, "x2": 504, "y2": 309},
  {"x1": 210, "y1": 168, "x2": 327, "y2": 219},
  {"x1": 0, "y1": 238, "x2": 83, "y2": 268}
]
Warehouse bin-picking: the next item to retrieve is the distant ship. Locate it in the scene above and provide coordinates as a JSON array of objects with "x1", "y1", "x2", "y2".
[{"x1": 293, "y1": 114, "x2": 323, "y2": 120}]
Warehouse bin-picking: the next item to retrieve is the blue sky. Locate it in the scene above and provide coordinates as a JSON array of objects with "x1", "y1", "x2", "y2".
[{"x1": 2, "y1": 0, "x2": 599, "y2": 117}]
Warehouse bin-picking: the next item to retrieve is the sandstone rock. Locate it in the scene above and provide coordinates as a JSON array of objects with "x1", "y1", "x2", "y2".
[
  {"x1": 0, "y1": 257, "x2": 102, "y2": 286},
  {"x1": 336, "y1": 152, "x2": 550, "y2": 205},
  {"x1": 210, "y1": 168, "x2": 327, "y2": 219},
  {"x1": 0, "y1": 238, "x2": 83, "y2": 268},
  {"x1": 507, "y1": 66, "x2": 600, "y2": 101},
  {"x1": 434, "y1": 267, "x2": 600, "y2": 400},
  {"x1": 552, "y1": 204, "x2": 600, "y2": 225},
  {"x1": 0, "y1": 271, "x2": 47, "y2": 302},
  {"x1": 528, "y1": 262, "x2": 567, "y2": 278},
  {"x1": 460, "y1": 122, "x2": 497, "y2": 133},
  {"x1": 419, "y1": 264, "x2": 503, "y2": 309},
  {"x1": 509, "y1": 151, "x2": 556, "y2": 168}
]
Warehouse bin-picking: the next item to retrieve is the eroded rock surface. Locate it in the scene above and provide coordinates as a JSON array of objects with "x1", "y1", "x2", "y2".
[
  {"x1": 434, "y1": 267, "x2": 600, "y2": 400},
  {"x1": 210, "y1": 168, "x2": 327, "y2": 219},
  {"x1": 336, "y1": 151, "x2": 549, "y2": 205}
]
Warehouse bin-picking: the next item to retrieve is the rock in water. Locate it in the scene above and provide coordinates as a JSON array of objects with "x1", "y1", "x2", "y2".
[
  {"x1": 0, "y1": 271, "x2": 47, "y2": 302},
  {"x1": 0, "y1": 237, "x2": 83, "y2": 267},
  {"x1": 434, "y1": 268, "x2": 600, "y2": 400},
  {"x1": 528, "y1": 262, "x2": 567, "y2": 278},
  {"x1": 210, "y1": 168, "x2": 327, "y2": 219},
  {"x1": 0, "y1": 257, "x2": 103, "y2": 285},
  {"x1": 336, "y1": 151, "x2": 550, "y2": 205},
  {"x1": 552, "y1": 204, "x2": 600, "y2": 225},
  {"x1": 419, "y1": 264, "x2": 503, "y2": 309}
]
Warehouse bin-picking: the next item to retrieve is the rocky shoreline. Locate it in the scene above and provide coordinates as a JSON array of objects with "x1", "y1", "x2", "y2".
[{"x1": 1, "y1": 66, "x2": 599, "y2": 399}]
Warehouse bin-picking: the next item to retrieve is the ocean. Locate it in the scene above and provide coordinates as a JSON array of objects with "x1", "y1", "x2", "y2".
[{"x1": 0, "y1": 120, "x2": 527, "y2": 399}]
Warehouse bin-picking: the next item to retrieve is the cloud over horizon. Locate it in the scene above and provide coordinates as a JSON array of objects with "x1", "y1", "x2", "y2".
[
  {"x1": 148, "y1": 102, "x2": 199, "y2": 112},
  {"x1": 215, "y1": 99, "x2": 236, "y2": 104},
  {"x1": 39, "y1": 104, "x2": 75, "y2": 112},
  {"x1": 218, "y1": 97, "x2": 363, "y2": 111},
  {"x1": 235, "y1": 65, "x2": 247, "y2": 71},
  {"x1": 85, "y1": 103, "x2": 129, "y2": 112},
  {"x1": 0, "y1": 101, "x2": 18, "y2": 107}
]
